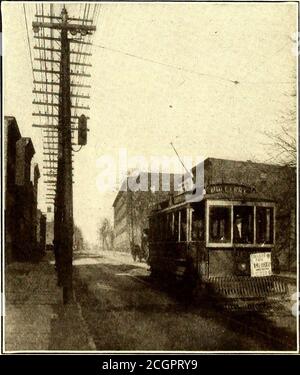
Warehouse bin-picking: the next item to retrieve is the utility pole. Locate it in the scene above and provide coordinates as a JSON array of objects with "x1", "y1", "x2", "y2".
[
  {"x1": 32, "y1": 6, "x2": 96, "y2": 303},
  {"x1": 56, "y1": 7, "x2": 73, "y2": 303}
]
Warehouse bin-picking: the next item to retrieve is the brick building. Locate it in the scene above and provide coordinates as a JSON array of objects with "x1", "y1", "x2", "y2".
[
  {"x1": 4, "y1": 116, "x2": 44, "y2": 262},
  {"x1": 187, "y1": 157, "x2": 296, "y2": 272},
  {"x1": 4, "y1": 116, "x2": 22, "y2": 262},
  {"x1": 36, "y1": 209, "x2": 47, "y2": 256},
  {"x1": 113, "y1": 172, "x2": 183, "y2": 253}
]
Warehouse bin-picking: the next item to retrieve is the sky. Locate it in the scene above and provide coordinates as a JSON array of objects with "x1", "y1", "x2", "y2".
[{"x1": 2, "y1": 1, "x2": 297, "y2": 245}]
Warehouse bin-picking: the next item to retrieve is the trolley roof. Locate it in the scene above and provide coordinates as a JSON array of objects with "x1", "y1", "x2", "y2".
[{"x1": 150, "y1": 183, "x2": 275, "y2": 216}]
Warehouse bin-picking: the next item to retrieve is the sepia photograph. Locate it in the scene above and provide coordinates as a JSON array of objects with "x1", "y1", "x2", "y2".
[{"x1": 1, "y1": 0, "x2": 299, "y2": 354}]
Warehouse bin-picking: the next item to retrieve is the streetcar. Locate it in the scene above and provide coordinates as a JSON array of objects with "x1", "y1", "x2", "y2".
[{"x1": 148, "y1": 183, "x2": 287, "y2": 308}]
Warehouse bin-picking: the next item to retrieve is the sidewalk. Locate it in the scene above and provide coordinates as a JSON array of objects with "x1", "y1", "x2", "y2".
[{"x1": 4, "y1": 253, "x2": 95, "y2": 352}]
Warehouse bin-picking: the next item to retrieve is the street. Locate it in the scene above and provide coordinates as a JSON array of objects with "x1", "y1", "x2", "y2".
[
  {"x1": 73, "y1": 252, "x2": 297, "y2": 352},
  {"x1": 3, "y1": 2, "x2": 298, "y2": 357}
]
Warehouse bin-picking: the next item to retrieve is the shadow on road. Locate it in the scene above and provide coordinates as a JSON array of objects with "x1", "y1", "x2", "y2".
[
  {"x1": 73, "y1": 261, "x2": 297, "y2": 351},
  {"x1": 48, "y1": 298, "x2": 93, "y2": 350}
]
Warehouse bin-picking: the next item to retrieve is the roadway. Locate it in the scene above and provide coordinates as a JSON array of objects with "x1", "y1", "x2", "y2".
[{"x1": 73, "y1": 252, "x2": 297, "y2": 352}]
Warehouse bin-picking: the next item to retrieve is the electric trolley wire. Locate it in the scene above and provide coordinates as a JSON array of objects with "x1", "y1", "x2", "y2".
[
  {"x1": 91, "y1": 42, "x2": 240, "y2": 85},
  {"x1": 90, "y1": 43, "x2": 294, "y2": 87}
]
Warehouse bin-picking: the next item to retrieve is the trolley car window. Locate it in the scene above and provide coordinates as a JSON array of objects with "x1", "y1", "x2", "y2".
[
  {"x1": 209, "y1": 206, "x2": 231, "y2": 243},
  {"x1": 152, "y1": 218, "x2": 156, "y2": 242},
  {"x1": 161, "y1": 215, "x2": 166, "y2": 241},
  {"x1": 256, "y1": 207, "x2": 274, "y2": 244},
  {"x1": 233, "y1": 206, "x2": 254, "y2": 244},
  {"x1": 167, "y1": 213, "x2": 173, "y2": 241},
  {"x1": 180, "y1": 210, "x2": 187, "y2": 242},
  {"x1": 174, "y1": 211, "x2": 179, "y2": 242},
  {"x1": 171, "y1": 213, "x2": 175, "y2": 239},
  {"x1": 161, "y1": 214, "x2": 165, "y2": 241},
  {"x1": 152, "y1": 217, "x2": 157, "y2": 242},
  {"x1": 164, "y1": 214, "x2": 168, "y2": 241},
  {"x1": 191, "y1": 207, "x2": 204, "y2": 240},
  {"x1": 156, "y1": 217, "x2": 160, "y2": 241},
  {"x1": 165, "y1": 214, "x2": 170, "y2": 241},
  {"x1": 156, "y1": 215, "x2": 161, "y2": 241},
  {"x1": 162, "y1": 215, "x2": 166, "y2": 241},
  {"x1": 149, "y1": 218, "x2": 153, "y2": 241}
]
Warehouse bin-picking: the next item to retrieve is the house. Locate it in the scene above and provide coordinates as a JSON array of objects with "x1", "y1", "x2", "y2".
[{"x1": 4, "y1": 116, "x2": 43, "y2": 262}]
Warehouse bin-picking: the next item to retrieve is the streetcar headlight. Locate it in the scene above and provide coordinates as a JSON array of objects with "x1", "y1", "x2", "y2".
[{"x1": 238, "y1": 263, "x2": 247, "y2": 271}]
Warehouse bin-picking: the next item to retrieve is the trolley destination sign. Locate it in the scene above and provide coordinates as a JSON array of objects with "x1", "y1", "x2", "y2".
[
  {"x1": 206, "y1": 183, "x2": 255, "y2": 195},
  {"x1": 171, "y1": 183, "x2": 256, "y2": 206}
]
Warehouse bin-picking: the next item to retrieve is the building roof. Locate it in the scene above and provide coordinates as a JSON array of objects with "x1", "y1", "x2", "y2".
[
  {"x1": 192, "y1": 157, "x2": 295, "y2": 174},
  {"x1": 151, "y1": 186, "x2": 275, "y2": 215},
  {"x1": 112, "y1": 171, "x2": 183, "y2": 207},
  {"x1": 4, "y1": 116, "x2": 21, "y2": 140},
  {"x1": 17, "y1": 137, "x2": 36, "y2": 158}
]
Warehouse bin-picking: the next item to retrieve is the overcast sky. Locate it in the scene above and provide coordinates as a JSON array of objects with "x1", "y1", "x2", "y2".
[{"x1": 3, "y1": 2, "x2": 297, "y2": 244}]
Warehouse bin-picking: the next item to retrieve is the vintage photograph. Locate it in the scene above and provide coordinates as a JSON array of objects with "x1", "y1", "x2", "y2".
[{"x1": 1, "y1": 1, "x2": 298, "y2": 353}]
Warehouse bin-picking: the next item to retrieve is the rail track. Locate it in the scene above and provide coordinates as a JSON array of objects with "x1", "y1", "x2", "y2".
[{"x1": 131, "y1": 272, "x2": 297, "y2": 351}]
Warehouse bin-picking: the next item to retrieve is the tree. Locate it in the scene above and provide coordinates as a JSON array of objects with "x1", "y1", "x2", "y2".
[
  {"x1": 98, "y1": 218, "x2": 114, "y2": 251},
  {"x1": 73, "y1": 225, "x2": 84, "y2": 252},
  {"x1": 260, "y1": 83, "x2": 297, "y2": 271},
  {"x1": 263, "y1": 79, "x2": 296, "y2": 168},
  {"x1": 264, "y1": 123, "x2": 296, "y2": 168}
]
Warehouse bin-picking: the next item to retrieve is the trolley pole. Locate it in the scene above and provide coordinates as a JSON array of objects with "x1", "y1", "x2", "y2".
[{"x1": 32, "y1": 6, "x2": 96, "y2": 304}]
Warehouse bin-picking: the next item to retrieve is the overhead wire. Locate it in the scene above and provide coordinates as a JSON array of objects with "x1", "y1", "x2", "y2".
[
  {"x1": 90, "y1": 40, "x2": 294, "y2": 87},
  {"x1": 23, "y1": 4, "x2": 35, "y2": 81}
]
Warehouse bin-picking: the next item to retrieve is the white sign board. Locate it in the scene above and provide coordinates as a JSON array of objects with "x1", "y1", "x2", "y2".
[{"x1": 250, "y1": 252, "x2": 272, "y2": 277}]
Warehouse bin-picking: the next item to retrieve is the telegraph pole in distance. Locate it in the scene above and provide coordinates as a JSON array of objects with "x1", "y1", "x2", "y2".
[{"x1": 32, "y1": 7, "x2": 96, "y2": 304}]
